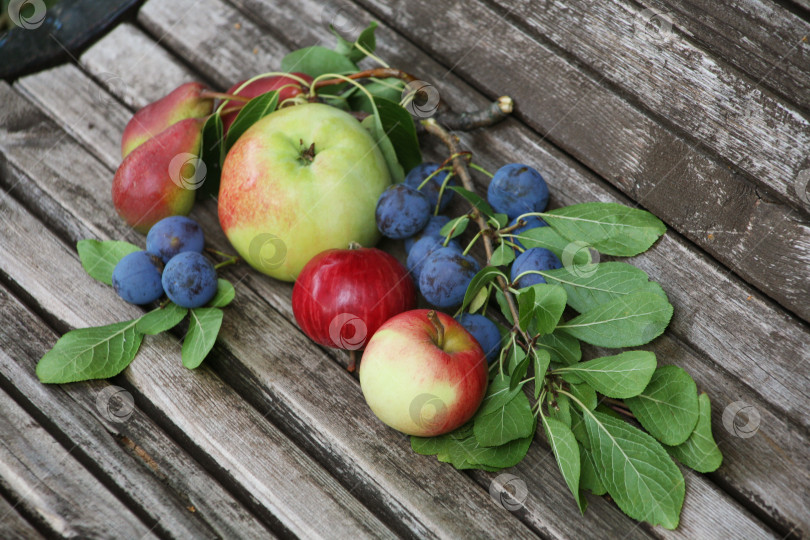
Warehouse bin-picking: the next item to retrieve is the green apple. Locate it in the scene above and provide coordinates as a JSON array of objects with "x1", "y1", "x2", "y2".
[{"x1": 218, "y1": 103, "x2": 391, "y2": 281}]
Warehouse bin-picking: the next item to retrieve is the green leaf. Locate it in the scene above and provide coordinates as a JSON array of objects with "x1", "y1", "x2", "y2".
[
  {"x1": 474, "y1": 388, "x2": 534, "y2": 447},
  {"x1": 493, "y1": 213, "x2": 509, "y2": 228},
  {"x1": 37, "y1": 320, "x2": 143, "y2": 383},
  {"x1": 494, "y1": 288, "x2": 514, "y2": 325},
  {"x1": 447, "y1": 186, "x2": 497, "y2": 220},
  {"x1": 557, "y1": 292, "x2": 673, "y2": 348},
  {"x1": 490, "y1": 242, "x2": 515, "y2": 266},
  {"x1": 664, "y1": 393, "x2": 723, "y2": 473},
  {"x1": 360, "y1": 114, "x2": 404, "y2": 182},
  {"x1": 509, "y1": 353, "x2": 531, "y2": 391},
  {"x1": 209, "y1": 279, "x2": 235, "y2": 308},
  {"x1": 570, "y1": 383, "x2": 597, "y2": 411},
  {"x1": 439, "y1": 215, "x2": 469, "y2": 240},
  {"x1": 549, "y1": 393, "x2": 572, "y2": 426},
  {"x1": 374, "y1": 96, "x2": 422, "y2": 173},
  {"x1": 583, "y1": 410, "x2": 684, "y2": 529},
  {"x1": 348, "y1": 78, "x2": 405, "y2": 114},
  {"x1": 543, "y1": 202, "x2": 666, "y2": 257},
  {"x1": 570, "y1": 407, "x2": 589, "y2": 448},
  {"x1": 542, "y1": 262, "x2": 667, "y2": 314},
  {"x1": 516, "y1": 284, "x2": 567, "y2": 336},
  {"x1": 182, "y1": 308, "x2": 224, "y2": 369},
  {"x1": 462, "y1": 267, "x2": 505, "y2": 312},
  {"x1": 332, "y1": 21, "x2": 378, "y2": 63},
  {"x1": 413, "y1": 421, "x2": 535, "y2": 470},
  {"x1": 625, "y1": 366, "x2": 699, "y2": 446},
  {"x1": 542, "y1": 415, "x2": 584, "y2": 513},
  {"x1": 518, "y1": 226, "x2": 593, "y2": 267},
  {"x1": 136, "y1": 303, "x2": 188, "y2": 335},
  {"x1": 505, "y1": 343, "x2": 526, "y2": 372},
  {"x1": 535, "y1": 331, "x2": 581, "y2": 366},
  {"x1": 224, "y1": 90, "x2": 279, "y2": 152},
  {"x1": 76, "y1": 239, "x2": 140, "y2": 285},
  {"x1": 468, "y1": 286, "x2": 489, "y2": 313},
  {"x1": 555, "y1": 351, "x2": 656, "y2": 399},
  {"x1": 478, "y1": 373, "x2": 525, "y2": 415},
  {"x1": 280, "y1": 46, "x2": 358, "y2": 78},
  {"x1": 532, "y1": 348, "x2": 551, "y2": 398},
  {"x1": 579, "y1": 445, "x2": 606, "y2": 495},
  {"x1": 198, "y1": 112, "x2": 224, "y2": 197}
]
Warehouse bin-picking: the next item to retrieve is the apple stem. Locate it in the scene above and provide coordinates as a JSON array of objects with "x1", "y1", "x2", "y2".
[
  {"x1": 348, "y1": 242, "x2": 363, "y2": 250},
  {"x1": 421, "y1": 118, "x2": 526, "y2": 342},
  {"x1": 427, "y1": 311, "x2": 445, "y2": 349},
  {"x1": 347, "y1": 350, "x2": 358, "y2": 372}
]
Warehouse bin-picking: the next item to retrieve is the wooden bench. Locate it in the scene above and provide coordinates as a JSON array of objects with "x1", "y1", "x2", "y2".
[{"x1": 0, "y1": 0, "x2": 807, "y2": 537}]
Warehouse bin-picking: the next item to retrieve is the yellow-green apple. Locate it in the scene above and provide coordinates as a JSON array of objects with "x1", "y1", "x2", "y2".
[
  {"x1": 359, "y1": 309, "x2": 488, "y2": 436},
  {"x1": 218, "y1": 103, "x2": 391, "y2": 281},
  {"x1": 221, "y1": 73, "x2": 312, "y2": 136},
  {"x1": 121, "y1": 82, "x2": 213, "y2": 158},
  {"x1": 112, "y1": 117, "x2": 203, "y2": 233}
]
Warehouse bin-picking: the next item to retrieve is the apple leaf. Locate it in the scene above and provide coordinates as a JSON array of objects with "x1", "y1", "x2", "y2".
[
  {"x1": 136, "y1": 303, "x2": 188, "y2": 335},
  {"x1": 224, "y1": 90, "x2": 279, "y2": 153},
  {"x1": 478, "y1": 374, "x2": 525, "y2": 416},
  {"x1": 280, "y1": 46, "x2": 358, "y2": 78},
  {"x1": 77, "y1": 239, "x2": 140, "y2": 285}
]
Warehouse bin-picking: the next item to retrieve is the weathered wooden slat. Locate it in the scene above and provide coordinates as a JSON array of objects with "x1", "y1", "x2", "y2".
[
  {"x1": 0, "y1": 84, "x2": 535, "y2": 539},
  {"x1": 0, "y1": 287, "x2": 273, "y2": 539},
  {"x1": 636, "y1": 0, "x2": 810, "y2": 111},
  {"x1": 48, "y1": 18, "x2": 782, "y2": 538},
  {"x1": 0, "y1": 387, "x2": 154, "y2": 538},
  {"x1": 0, "y1": 494, "x2": 44, "y2": 540},
  {"x1": 483, "y1": 0, "x2": 810, "y2": 210},
  {"x1": 131, "y1": 2, "x2": 808, "y2": 534},
  {"x1": 345, "y1": 0, "x2": 810, "y2": 325}
]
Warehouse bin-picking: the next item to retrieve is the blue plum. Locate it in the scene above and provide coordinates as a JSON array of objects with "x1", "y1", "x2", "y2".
[
  {"x1": 419, "y1": 248, "x2": 480, "y2": 308},
  {"x1": 487, "y1": 163, "x2": 549, "y2": 219},
  {"x1": 146, "y1": 216, "x2": 205, "y2": 263},
  {"x1": 456, "y1": 313, "x2": 502, "y2": 364},
  {"x1": 508, "y1": 215, "x2": 548, "y2": 250},
  {"x1": 112, "y1": 251, "x2": 164, "y2": 305},
  {"x1": 161, "y1": 251, "x2": 218, "y2": 308},
  {"x1": 510, "y1": 247, "x2": 562, "y2": 288},
  {"x1": 375, "y1": 184, "x2": 432, "y2": 239},
  {"x1": 404, "y1": 214, "x2": 450, "y2": 252},
  {"x1": 403, "y1": 162, "x2": 455, "y2": 212},
  {"x1": 406, "y1": 235, "x2": 461, "y2": 284}
]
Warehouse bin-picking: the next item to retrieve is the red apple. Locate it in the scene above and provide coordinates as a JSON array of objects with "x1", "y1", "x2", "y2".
[
  {"x1": 359, "y1": 310, "x2": 488, "y2": 436},
  {"x1": 221, "y1": 73, "x2": 313, "y2": 135},
  {"x1": 292, "y1": 245, "x2": 416, "y2": 352}
]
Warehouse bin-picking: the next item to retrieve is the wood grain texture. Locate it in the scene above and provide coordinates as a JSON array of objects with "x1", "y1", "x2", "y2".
[
  {"x1": 72, "y1": 9, "x2": 782, "y2": 537},
  {"x1": 0, "y1": 126, "x2": 395, "y2": 540},
  {"x1": 0, "y1": 81, "x2": 534, "y2": 539},
  {"x1": 350, "y1": 0, "x2": 810, "y2": 325},
  {"x1": 635, "y1": 0, "x2": 810, "y2": 111},
  {"x1": 484, "y1": 0, "x2": 810, "y2": 210},
  {"x1": 0, "y1": 286, "x2": 273, "y2": 539},
  {"x1": 0, "y1": 387, "x2": 153, "y2": 538},
  {"x1": 0, "y1": 494, "x2": 44, "y2": 540}
]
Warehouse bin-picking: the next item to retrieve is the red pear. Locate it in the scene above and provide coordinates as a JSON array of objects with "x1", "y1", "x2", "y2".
[
  {"x1": 113, "y1": 118, "x2": 204, "y2": 233},
  {"x1": 221, "y1": 73, "x2": 312, "y2": 135},
  {"x1": 121, "y1": 82, "x2": 213, "y2": 158}
]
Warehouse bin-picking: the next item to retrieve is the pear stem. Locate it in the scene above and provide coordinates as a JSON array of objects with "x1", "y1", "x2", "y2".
[
  {"x1": 348, "y1": 350, "x2": 357, "y2": 372},
  {"x1": 427, "y1": 310, "x2": 445, "y2": 349},
  {"x1": 199, "y1": 91, "x2": 252, "y2": 103}
]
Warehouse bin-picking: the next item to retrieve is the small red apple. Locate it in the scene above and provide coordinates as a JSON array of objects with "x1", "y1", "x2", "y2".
[
  {"x1": 221, "y1": 73, "x2": 313, "y2": 135},
  {"x1": 292, "y1": 244, "x2": 416, "y2": 352},
  {"x1": 359, "y1": 310, "x2": 488, "y2": 437}
]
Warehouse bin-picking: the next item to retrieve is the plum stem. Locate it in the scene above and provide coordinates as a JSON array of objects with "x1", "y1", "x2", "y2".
[
  {"x1": 427, "y1": 310, "x2": 445, "y2": 349},
  {"x1": 421, "y1": 118, "x2": 526, "y2": 343}
]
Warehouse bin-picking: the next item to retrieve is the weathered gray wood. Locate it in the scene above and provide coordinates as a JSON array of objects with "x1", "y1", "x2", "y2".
[
  {"x1": 0, "y1": 494, "x2": 44, "y2": 540},
  {"x1": 0, "y1": 286, "x2": 273, "y2": 539},
  {"x1": 131, "y1": 2, "x2": 808, "y2": 534},
  {"x1": 636, "y1": 0, "x2": 810, "y2": 111},
  {"x1": 0, "y1": 387, "x2": 154, "y2": 538},
  {"x1": 30, "y1": 21, "x2": 783, "y2": 539},
  {"x1": 482, "y1": 0, "x2": 810, "y2": 210},
  {"x1": 347, "y1": 0, "x2": 810, "y2": 325},
  {"x1": 0, "y1": 84, "x2": 535, "y2": 539}
]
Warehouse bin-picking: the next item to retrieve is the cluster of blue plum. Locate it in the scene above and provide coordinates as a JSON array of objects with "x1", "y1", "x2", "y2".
[
  {"x1": 375, "y1": 162, "x2": 565, "y2": 363},
  {"x1": 112, "y1": 216, "x2": 218, "y2": 308}
]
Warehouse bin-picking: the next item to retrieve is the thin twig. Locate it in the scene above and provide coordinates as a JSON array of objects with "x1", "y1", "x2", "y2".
[
  {"x1": 312, "y1": 68, "x2": 417, "y2": 90},
  {"x1": 421, "y1": 117, "x2": 527, "y2": 342}
]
